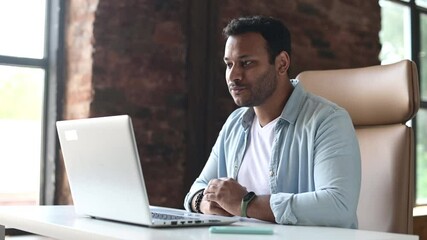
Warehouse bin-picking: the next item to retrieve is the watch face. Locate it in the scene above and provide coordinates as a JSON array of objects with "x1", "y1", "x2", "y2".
[{"x1": 243, "y1": 191, "x2": 255, "y2": 201}]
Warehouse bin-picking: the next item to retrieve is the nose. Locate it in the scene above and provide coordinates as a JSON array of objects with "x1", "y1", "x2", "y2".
[{"x1": 227, "y1": 65, "x2": 242, "y2": 83}]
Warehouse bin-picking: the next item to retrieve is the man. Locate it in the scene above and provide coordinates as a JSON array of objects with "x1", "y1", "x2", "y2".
[{"x1": 184, "y1": 16, "x2": 361, "y2": 228}]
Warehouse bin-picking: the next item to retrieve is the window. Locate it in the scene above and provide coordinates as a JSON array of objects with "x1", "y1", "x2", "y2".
[
  {"x1": 418, "y1": 11, "x2": 427, "y2": 204},
  {"x1": 0, "y1": 0, "x2": 62, "y2": 205},
  {"x1": 380, "y1": 0, "x2": 427, "y2": 205},
  {"x1": 379, "y1": 0, "x2": 411, "y2": 63},
  {"x1": 0, "y1": 66, "x2": 44, "y2": 205}
]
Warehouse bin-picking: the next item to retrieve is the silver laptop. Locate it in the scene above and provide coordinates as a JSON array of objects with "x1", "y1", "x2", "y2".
[{"x1": 56, "y1": 115, "x2": 239, "y2": 227}]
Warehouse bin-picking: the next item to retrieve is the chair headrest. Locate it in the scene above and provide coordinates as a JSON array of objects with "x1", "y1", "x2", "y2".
[{"x1": 296, "y1": 60, "x2": 420, "y2": 126}]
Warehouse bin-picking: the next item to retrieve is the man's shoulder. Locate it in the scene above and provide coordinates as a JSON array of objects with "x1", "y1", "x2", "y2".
[
  {"x1": 299, "y1": 91, "x2": 352, "y2": 125},
  {"x1": 304, "y1": 91, "x2": 345, "y2": 114}
]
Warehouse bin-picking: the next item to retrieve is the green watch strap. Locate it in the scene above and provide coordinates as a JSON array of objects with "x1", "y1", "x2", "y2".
[{"x1": 240, "y1": 191, "x2": 256, "y2": 217}]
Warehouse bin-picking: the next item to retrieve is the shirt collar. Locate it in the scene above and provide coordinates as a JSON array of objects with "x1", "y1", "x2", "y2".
[
  {"x1": 279, "y1": 79, "x2": 305, "y2": 125},
  {"x1": 241, "y1": 108, "x2": 255, "y2": 130}
]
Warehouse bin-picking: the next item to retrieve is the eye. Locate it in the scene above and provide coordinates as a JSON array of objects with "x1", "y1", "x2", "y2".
[
  {"x1": 225, "y1": 62, "x2": 233, "y2": 69},
  {"x1": 241, "y1": 60, "x2": 253, "y2": 68}
]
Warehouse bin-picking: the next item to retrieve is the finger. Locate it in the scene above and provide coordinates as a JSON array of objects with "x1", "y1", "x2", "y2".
[
  {"x1": 204, "y1": 179, "x2": 220, "y2": 194},
  {"x1": 204, "y1": 192, "x2": 215, "y2": 202},
  {"x1": 210, "y1": 207, "x2": 233, "y2": 216},
  {"x1": 202, "y1": 200, "x2": 233, "y2": 216},
  {"x1": 203, "y1": 185, "x2": 217, "y2": 195},
  {"x1": 210, "y1": 201, "x2": 233, "y2": 216}
]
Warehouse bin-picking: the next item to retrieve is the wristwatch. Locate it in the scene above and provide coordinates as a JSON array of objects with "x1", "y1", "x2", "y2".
[{"x1": 240, "y1": 191, "x2": 256, "y2": 217}]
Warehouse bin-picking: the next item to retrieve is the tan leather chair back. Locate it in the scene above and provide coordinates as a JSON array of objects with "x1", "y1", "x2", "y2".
[{"x1": 296, "y1": 60, "x2": 419, "y2": 233}]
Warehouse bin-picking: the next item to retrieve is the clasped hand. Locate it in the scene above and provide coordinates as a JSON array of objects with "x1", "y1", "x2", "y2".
[{"x1": 201, "y1": 178, "x2": 247, "y2": 216}]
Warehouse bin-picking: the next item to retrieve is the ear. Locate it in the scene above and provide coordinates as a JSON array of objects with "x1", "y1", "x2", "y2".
[{"x1": 275, "y1": 51, "x2": 290, "y2": 76}]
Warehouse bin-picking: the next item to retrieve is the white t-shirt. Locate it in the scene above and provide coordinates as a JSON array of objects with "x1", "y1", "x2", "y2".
[{"x1": 237, "y1": 115, "x2": 279, "y2": 195}]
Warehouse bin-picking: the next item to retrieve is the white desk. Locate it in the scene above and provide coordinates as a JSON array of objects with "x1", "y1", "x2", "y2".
[{"x1": 0, "y1": 206, "x2": 419, "y2": 240}]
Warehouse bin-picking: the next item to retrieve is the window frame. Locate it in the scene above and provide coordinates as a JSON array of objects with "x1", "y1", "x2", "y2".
[
  {"x1": 40, "y1": 0, "x2": 65, "y2": 205},
  {"x1": 385, "y1": 0, "x2": 427, "y2": 206}
]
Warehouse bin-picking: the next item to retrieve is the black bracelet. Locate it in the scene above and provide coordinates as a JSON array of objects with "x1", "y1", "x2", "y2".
[{"x1": 195, "y1": 191, "x2": 204, "y2": 214}]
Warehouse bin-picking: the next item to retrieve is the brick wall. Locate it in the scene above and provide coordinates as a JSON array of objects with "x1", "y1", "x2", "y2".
[
  {"x1": 213, "y1": 0, "x2": 381, "y2": 133},
  {"x1": 63, "y1": 0, "x2": 97, "y2": 120},
  {"x1": 219, "y1": 0, "x2": 380, "y2": 75},
  {"x1": 61, "y1": 0, "x2": 381, "y2": 208}
]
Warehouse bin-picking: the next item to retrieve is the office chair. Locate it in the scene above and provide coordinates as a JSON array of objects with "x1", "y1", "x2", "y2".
[{"x1": 296, "y1": 59, "x2": 420, "y2": 234}]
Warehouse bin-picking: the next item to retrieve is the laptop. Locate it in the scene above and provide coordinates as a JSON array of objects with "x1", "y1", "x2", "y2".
[{"x1": 56, "y1": 115, "x2": 239, "y2": 227}]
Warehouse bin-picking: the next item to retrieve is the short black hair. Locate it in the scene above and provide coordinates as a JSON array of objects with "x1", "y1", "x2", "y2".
[{"x1": 223, "y1": 16, "x2": 291, "y2": 64}]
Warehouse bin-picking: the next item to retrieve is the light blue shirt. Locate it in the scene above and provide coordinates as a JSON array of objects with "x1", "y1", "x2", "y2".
[{"x1": 184, "y1": 81, "x2": 361, "y2": 229}]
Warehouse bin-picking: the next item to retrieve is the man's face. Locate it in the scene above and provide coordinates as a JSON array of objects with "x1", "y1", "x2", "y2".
[{"x1": 223, "y1": 32, "x2": 277, "y2": 107}]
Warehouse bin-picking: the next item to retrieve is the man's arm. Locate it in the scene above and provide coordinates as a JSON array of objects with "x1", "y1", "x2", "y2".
[
  {"x1": 183, "y1": 126, "x2": 227, "y2": 212},
  {"x1": 246, "y1": 195, "x2": 274, "y2": 221}
]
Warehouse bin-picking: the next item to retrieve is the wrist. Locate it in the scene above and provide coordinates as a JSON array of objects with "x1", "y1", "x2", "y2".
[
  {"x1": 240, "y1": 191, "x2": 256, "y2": 217},
  {"x1": 192, "y1": 189, "x2": 204, "y2": 213}
]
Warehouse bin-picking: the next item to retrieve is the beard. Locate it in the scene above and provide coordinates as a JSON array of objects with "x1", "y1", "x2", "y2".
[{"x1": 229, "y1": 68, "x2": 277, "y2": 107}]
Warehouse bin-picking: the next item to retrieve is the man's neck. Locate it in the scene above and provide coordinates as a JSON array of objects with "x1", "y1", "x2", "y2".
[
  {"x1": 254, "y1": 81, "x2": 293, "y2": 127},
  {"x1": 254, "y1": 104, "x2": 284, "y2": 127}
]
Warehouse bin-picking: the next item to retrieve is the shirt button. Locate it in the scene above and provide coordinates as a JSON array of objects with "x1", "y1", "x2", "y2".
[{"x1": 269, "y1": 170, "x2": 274, "y2": 176}]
